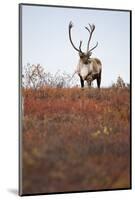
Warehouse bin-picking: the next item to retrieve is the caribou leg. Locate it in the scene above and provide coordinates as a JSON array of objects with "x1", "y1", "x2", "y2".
[
  {"x1": 97, "y1": 71, "x2": 101, "y2": 89},
  {"x1": 79, "y1": 75, "x2": 84, "y2": 88},
  {"x1": 97, "y1": 77, "x2": 101, "y2": 88},
  {"x1": 87, "y1": 80, "x2": 92, "y2": 88}
]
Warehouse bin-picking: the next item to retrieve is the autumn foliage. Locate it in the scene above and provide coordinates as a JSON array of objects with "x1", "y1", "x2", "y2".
[{"x1": 22, "y1": 87, "x2": 130, "y2": 194}]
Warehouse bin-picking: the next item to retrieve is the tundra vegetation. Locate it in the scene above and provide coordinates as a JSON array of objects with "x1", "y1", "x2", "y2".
[{"x1": 22, "y1": 64, "x2": 130, "y2": 194}]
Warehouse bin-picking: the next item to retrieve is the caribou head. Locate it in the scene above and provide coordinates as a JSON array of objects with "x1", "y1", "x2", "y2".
[{"x1": 69, "y1": 21, "x2": 102, "y2": 88}]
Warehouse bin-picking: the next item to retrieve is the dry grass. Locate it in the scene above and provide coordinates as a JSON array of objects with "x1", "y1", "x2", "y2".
[{"x1": 22, "y1": 87, "x2": 131, "y2": 194}]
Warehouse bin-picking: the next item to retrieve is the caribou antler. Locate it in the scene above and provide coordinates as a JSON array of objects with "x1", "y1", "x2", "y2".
[
  {"x1": 85, "y1": 23, "x2": 98, "y2": 53},
  {"x1": 89, "y1": 41, "x2": 98, "y2": 52},
  {"x1": 69, "y1": 21, "x2": 83, "y2": 53}
]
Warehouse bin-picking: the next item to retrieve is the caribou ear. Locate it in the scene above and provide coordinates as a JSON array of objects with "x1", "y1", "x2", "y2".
[
  {"x1": 88, "y1": 51, "x2": 92, "y2": 57},
  {"x1": 79, "y1": 52, "x2": 84, "y2": 58}
]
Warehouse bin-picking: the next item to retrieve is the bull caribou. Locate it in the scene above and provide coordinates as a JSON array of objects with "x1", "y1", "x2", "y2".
[{"x1": 69, "y1": 21, "x2": 102, "y2": 88}]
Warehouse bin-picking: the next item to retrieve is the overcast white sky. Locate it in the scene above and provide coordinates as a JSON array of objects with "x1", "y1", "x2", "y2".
[{"x1": 22, "y1": 5, "x2": 130, "y2": 87}]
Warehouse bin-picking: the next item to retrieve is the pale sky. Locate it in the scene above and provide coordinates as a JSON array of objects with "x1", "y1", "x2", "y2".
[{"x1": 21, "y1": 4, "x2": 130, "y2": 87}]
